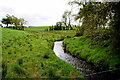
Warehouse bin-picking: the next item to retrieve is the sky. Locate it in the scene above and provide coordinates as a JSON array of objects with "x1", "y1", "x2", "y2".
[{"x1": 0, "y1": 0, "x2": 72, "y2": 26}]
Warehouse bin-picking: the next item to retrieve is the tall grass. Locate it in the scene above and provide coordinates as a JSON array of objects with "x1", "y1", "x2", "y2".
[{"x1": 63, "y1": 36, "x2": 120, "y2": 70}]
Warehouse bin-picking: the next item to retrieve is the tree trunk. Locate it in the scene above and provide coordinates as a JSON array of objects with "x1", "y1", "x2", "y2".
[{"x1": 6, "y1": 24, "x2": 8, "y2": 27}]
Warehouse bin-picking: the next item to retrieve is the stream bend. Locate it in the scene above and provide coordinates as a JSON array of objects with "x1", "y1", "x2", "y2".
[
  {"x1": 53, "y1": 41, "x2": 94, "y2": 76},
  {"x1": 53, "y1": 41, "x2": 120, "y2": 80}
]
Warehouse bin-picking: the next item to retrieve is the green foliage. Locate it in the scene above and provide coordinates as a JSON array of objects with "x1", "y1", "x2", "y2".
[
  {"x1": 75, "y1": 26, "x2": 84, "y2": 36},
  {"x1": 70, "y1": 1, "x2": 120, "y2": 55},
  {"x1": 90, "y1": 28, "x2": 112, "y2": 46},
  {"x1": 1, "y1": 14, "x2": 27, "y2": 30},
  {"x1": 1, "y1": 14, "x2": 12, "y2": 27},
  {"x1": 74, "y1": 2, "x2": 112, "y2": 36}
]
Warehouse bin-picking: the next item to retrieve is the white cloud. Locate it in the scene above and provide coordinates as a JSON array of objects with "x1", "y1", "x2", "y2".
[{"x1": 0, "y1": 0, "x2": 71, "y2": 26}]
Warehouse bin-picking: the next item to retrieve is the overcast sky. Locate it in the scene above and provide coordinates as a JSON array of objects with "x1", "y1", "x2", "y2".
[{"x1": 0, "y1": 0, "x2": 72, "y2": 26}]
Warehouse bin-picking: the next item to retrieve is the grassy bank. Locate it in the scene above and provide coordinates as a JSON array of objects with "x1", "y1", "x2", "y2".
[
  {"x1": 63, "y1": 36, "x2": 120, "y2": 70},
  {"x1": 2, "y1": 27, "x2": 84, "y2": 78}
]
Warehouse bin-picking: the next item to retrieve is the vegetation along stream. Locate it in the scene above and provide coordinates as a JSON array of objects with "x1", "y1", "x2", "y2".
[{"x1": 53, "y1": 41, "x2": 120, "y2": 80}]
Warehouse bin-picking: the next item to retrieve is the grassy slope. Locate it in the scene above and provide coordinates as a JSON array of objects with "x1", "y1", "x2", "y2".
[
  {"x1": 2, "y1": 28, "x2": 30, "y2": 42},
  {"x1": 2, "y1": 27, "x2": 83, "y2": 78},
  {"x1": 63, "y1": 36, "x2": 120, "y2": 70}
]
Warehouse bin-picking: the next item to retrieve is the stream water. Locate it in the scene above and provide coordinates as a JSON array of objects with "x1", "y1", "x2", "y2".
[
  {"x1": 53, "y1": 41, "x2": 120, "y2": 80},
  {"x1": 53, "y1": 41, "x2": 95, "y2": 76}
]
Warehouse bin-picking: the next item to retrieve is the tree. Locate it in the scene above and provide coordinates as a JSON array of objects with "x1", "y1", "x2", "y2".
[
  {"x1": 19, "y1": 18, "x2": 27, "y2": 30},
  {"x1": 109, "y1": 2, "x2": 120, "y2": 54},
  {"x1": 19, "y1": 18, "x2": 27, "y2": 26},
  {"x1": 61, "y1": 10, "x2": 73, "y2": 30},
  {"x1": 69, "y1": 1, "x2": 120, "y2": 54},
  {"x1": 10, "y1": 16, "x2": 27, "y2": 30},
  {"x1": 62, "y1": 13, "x2": 67, "y2": 27},
  {"x1": 69, "y1": 1, "x2": 111, "y2": 35},
  {"x1": 1, "y1": 14, "x2": 27, "y2": 30},
  {"x1": 67, "y1": 11, "x2": 72, "y2": 28},
  {"x1": 11, "y1": 15, "x2": 20, "y2": 27},
  {"x1": 55, "y1": 21, "x2": 63, "y2": 30},
  {"x1": 56, "y1": 22, "x2": 61, "y2": 26},
  {"x1": 1, "y1": 14, "x2": 12, "y2": 27}
]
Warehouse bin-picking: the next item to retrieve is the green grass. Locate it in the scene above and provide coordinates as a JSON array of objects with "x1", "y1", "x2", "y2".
[
  {"x1": 2, "y1": 28, "x2": 30, "y2": 42},
  {"x1": 24, "y1": 26, "x2": 49, "y2": 31},
  {"x1": 63, "y1": 36, "x2": 120, "y2": 70},
  {"x1": 2, "y1": 27, "x2": 83, "y2": 78}
]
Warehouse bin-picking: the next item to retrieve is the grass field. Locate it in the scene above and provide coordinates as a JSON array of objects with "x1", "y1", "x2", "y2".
[
  {"x1": 63, "y1": 36, "x2": 120, "y2": 70},
  {"x1": 24, "y1": 26, "x2": 49, "y2": 31},
  {"x1": 2, "y1": 27, "x2": 84, "y2": 78}
]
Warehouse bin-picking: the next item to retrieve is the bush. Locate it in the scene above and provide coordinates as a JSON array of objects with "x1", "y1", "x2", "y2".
[{"x1": 75, "y1": 26, "x2": 84, "y2": 36}]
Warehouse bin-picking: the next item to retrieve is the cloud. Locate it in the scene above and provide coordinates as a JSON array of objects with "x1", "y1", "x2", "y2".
[
  {"x1": 0, "y1": 0, "x2": 71, "y2": 26},
  {"x1": 0, "y1": 6, "x2": 14, "y2": 13},
  {"x1": 0, "y1": 6, "x2": 14, "y2": 18},
  {"x1": 23, "y1": 14, "x2": 53, "y2": 26}
]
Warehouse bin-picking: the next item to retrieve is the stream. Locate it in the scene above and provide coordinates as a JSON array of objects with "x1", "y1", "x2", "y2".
[
  {"x1": 53, "y1": 41, "x2": 95, "y2": 77},
  {"x1": 53, "y1": 41, "x2": 120, "y2": 80}
]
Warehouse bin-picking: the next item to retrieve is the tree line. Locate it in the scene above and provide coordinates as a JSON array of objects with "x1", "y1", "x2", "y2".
[
  {"x1": 1, "y1": 14, "x2": 27, "y2": 30},
  {"x1": 46, "y1": 10, "x2": 74, "y2": 31}
]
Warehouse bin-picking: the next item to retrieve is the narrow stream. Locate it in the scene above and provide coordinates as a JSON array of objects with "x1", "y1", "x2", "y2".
[
  {"x1": 53, "y1": 41, "x2": 120, "y2": 80},
  {"x1": 53, "y1": 41, "x2": 95, "y2": 77}
]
